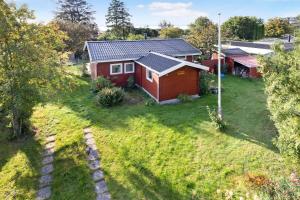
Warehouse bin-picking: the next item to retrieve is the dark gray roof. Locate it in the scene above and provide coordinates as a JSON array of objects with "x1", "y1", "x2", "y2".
[
  {"x1": 136, "y1": 52, "x2": 181, "y2": 73},
  {"x1": 231, "y1": 41, "x2": 271, "y2": 49},
  {"x1": 222, "y1": 48, "x2": 249, "y2": 56},
  {"x1": 85, "y1": 39, "x2": 200, "y2": 62}
]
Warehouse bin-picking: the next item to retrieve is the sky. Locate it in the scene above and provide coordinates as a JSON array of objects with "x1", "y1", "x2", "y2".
[{"x1": 6, "y1": 0, "x2": 300, "y2": 30}]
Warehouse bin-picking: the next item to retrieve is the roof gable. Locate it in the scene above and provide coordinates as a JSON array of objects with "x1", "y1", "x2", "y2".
[
  {"x1": 135, "y1": 52, "x2": 209, "y2": 77},
  {"x1": 84, "y1": 39, "x2": 200, "y2": 63}
]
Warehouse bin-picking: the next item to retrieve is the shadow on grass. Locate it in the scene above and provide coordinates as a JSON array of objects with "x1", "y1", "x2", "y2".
[
  {"x1": 50, "y1": 140, "x2": 95, "y2": 200},
  {"x1": 104, "y1": 145, "x2": 188, "y2": 200},
  {"x1": 0, "y1": 127, "x2": 43, "y2": 199},
  {"x1": 54, "y1": 73, "x2": 279, "y2": 153}
]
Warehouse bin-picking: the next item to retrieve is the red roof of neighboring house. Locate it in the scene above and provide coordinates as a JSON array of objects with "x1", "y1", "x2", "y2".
[{"x1": 231, "y1": 55, "x2": 259, "y2": 68}]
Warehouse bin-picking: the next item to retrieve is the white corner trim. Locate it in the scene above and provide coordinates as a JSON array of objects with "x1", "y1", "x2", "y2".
[
  {"x1": 135, "y1": 84, "x2": 159, "y2": 102},
  {"x1": 124, "y1": 62, "x2": 135, "y2": 74},
  {"x1": 110, "y1": 63, "x2": 123, "y2": 75},
  {"x1": 84, "y1": 42, "x2": 93, "y2": 63}
]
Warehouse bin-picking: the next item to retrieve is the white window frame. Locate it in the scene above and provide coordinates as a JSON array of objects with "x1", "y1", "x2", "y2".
[
  {"x1": 124, "y1": 62, "x2": 135, "y2": 74},
  {"x1": 146, "y1": 69, "x2": 153, "y2": 82},
  {"x1": 110, "y1": 63, "x2": 123, "y2": 75}
]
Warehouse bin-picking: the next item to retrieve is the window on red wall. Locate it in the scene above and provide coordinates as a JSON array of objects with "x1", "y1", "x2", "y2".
[
  {"x1": 146, "y1": 69, "x2": 153, "y2": 82},
  {"x1": 110, "y1": 63, "x2": 123, "y2": 75},
  {"x1": 125, "y1": 62, "x2": 135, "y2": 73}
]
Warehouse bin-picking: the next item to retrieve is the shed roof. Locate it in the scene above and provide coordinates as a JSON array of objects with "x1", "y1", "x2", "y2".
[
  {"x1": 84, "y1": 39, "x2": 201, "y2": 63},
  {"x1": 135, "y1": 52, "x2": 209, "y2": 76},
  {"x1": 136, "y1": 52, "x2": 181, "y2": 73},
  {"x1": 232, "y1": 55, "x2": 259, "y2": 68},
  {"x1": 222, "y1": 48, "x2": 249, "y2": 56}
]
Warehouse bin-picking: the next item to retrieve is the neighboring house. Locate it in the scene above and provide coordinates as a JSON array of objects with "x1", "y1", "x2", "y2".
[
  {"x1": 211, "y1": 48, "x2": 261, "y2": 78},
  {"x1": 207, "y1": 38, "x2": 294, "y2": 78},
  {"x1": 84, "y1": 39, "x2": 209, "y2": 104},
  {"x1": 222, "y1": 40, "x2": 294, "y2": 55}
]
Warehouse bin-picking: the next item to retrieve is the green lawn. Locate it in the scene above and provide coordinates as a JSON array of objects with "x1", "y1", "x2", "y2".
[{"x1": 0, "y1": 66, "x2": 299, "y2": 199}]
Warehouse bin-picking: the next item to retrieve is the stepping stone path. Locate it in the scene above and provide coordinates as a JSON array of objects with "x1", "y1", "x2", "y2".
[
  {"x1": 36, "y1": 133, "x2": 56, "y2": 200},
  {"x1": 84, "y1": 128, "x2": 111, "y2": 200}
]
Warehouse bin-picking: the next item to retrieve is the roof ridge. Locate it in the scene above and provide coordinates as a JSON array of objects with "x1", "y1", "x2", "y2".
[{"x1": 87, "y1": 38, "x2": 184, "y2": 43}]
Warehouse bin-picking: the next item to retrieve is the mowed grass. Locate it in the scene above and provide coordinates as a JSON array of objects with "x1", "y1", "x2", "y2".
[{"x1": 0, "y1": 66, "x2": 299, "y2": 199}]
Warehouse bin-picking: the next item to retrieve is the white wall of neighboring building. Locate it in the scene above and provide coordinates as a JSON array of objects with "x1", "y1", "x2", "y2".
[{"x1": 221, "y1": 45, "x2": 274, "y2": 55}]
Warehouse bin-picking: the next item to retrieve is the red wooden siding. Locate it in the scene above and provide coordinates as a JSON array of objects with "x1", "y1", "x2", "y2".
[
  {"x1": 249, "y1": 68, "x2": 261, "y2": 78},
  {"x1": 186, "y1": 55, "x2": 193, "y2": 62},
  {"x1": 135, "y1": 63, "x2": 159, "y2": 99},
  {"x1": 159, "y1": 66, "x2": 200, "y2": 101},
  {"x1": 94, "y1": 60, "x2": 135, "y2": 87}
]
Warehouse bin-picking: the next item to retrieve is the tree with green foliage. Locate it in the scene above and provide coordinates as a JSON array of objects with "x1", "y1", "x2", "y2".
[
  {"x1": 265, "y1": 18, "x2": 292, "y2": 37},
  {"x1": 127, "y1": 33, "x2": 144, "y2": 40},
  {"x1": 0, "y1": 2, "x2": 66, "y2": 138},
  {"x1": 55, "y1": 0, "x2": 98, "y2": 57},
  {"x1": 187, "y1": 17, "x2": 217, "y2": 56},
  {"x1": 55, "y1": 0, "x2": 95, "y2": 23},
  {"x1": 106, "y1": 0, "x2": 132, "y2": 39},
  {"x1": 54, "y1": 20, "x2": 98, "y2": 57},
  {"x1": 258, "y1": 36, "x2": 300, "y2": 160},
  {"x1": 98, "y1": 30, "x2": 119, "y2": 41},
  {"x1": 222, "y1": 16, "x2": 264, "y2": 40},
  {"x1": 132, "y1": 27, "x2": 159, "y2": 38},
  {"x1": 159, "y1": 20, "x2": 173, "y2": 29},
  {"x1": 159, "y1": 27, "x2": 184, "y2": 39}
]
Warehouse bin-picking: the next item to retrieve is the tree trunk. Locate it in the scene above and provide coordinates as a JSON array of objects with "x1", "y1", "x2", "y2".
[{"x1": 12, "y1": 107, "x2": 23, "y2": 138}]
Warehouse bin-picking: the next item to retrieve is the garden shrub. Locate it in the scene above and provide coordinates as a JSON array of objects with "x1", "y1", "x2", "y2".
[
  {"x1": 97, "y1": 87, "x2": 125, "y2": 107},
  {"x1": 258, "y1": 41, "x2": 300, "y2": 160},
  {"x1": 127, "y1": 76, "x2": 135, "y2": 89},
  {"x1": 177, "y1": 94, "x2": 192, "y2": 103},
  {"x1": 91, "y1": 76, "x2": 114, "y2": 93},
  {"x1": 248, "y1": 173, "x2": 300, "y2": 200},
  {"x1": 145, "y1": 98, "x2": 156, "y2": 106},
  {"x1": 81, "y1": 63, "x2": 89, "y2": 77},
  {"x1": 207, "y1": 106, "x2": 226, "y2": 131},
  {"x1": 199, "y1": 72, "x2": 215, "y2": 96}
]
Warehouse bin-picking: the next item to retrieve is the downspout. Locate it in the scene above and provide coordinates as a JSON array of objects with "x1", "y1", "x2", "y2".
[{"x1": 157, "y1": 75, "x2": 160, "y2": 103}]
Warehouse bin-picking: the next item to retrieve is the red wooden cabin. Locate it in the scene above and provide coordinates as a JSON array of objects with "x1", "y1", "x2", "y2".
[{"x1": 84, "y1": 39, "x2": 209, "y2": 104}]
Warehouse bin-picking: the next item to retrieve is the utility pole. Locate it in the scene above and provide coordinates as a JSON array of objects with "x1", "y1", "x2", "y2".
[{"x1": 218, "y1": 13, "x2": 223, "y2": 119}]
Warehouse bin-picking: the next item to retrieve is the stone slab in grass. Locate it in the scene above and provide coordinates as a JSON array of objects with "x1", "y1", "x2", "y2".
[
  {"x1": 86, "y1": 144, "x2": 98, "y2": 152},
  {"x1": 96, "y1": 192, "x2": 111, "y2": 200},
  {"x1": 43, "y1": 148, "x2": 54, "y2": 157},
  {"x1": 41, "y1": 164, "x2": 54, "y2": 175},
  {"x1": 89, "y1": 160, "x2": 100, "y2": 171},
  {"x1": 93, "y1": 170, "x2": 104, "y2": 182},
  {"x1": 84, "y1": 133, "x2": 94, "y2": 140},
  {"x1": 45, "y1": 135, "x2": 55, "y2": 143},
  {"x1": 42, "y1": 156, "x2": 54, "y2": 165},
  {"x1": 88, "y1": 150, "x2": 100, "y2": 161},
  {"x1": 47, "y1": 132, "x2": 56, "y2": 137},
  {"x1": 95, "y1": 180, "x2": 108, "y2": 194},
  {"x1": 84, "y1": 127, "x2": 92, "y2": 134},
  {"x1": 39, "y1": 175, "x2": 52, "y2": 188},
  {"x1": 36, "y1": 186, "x2": 51, "y2": 200},
  {"x1": 86, "y1": 138, "x2": 96, "y2": 145},
  {"x1": 45, "y1": 142, "x2": 55, "y2": 149}
]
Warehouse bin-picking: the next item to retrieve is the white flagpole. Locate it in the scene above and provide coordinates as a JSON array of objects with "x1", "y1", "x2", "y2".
[{"x1": 218, "y1": 13, "x2": 223, "y2": 119}]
